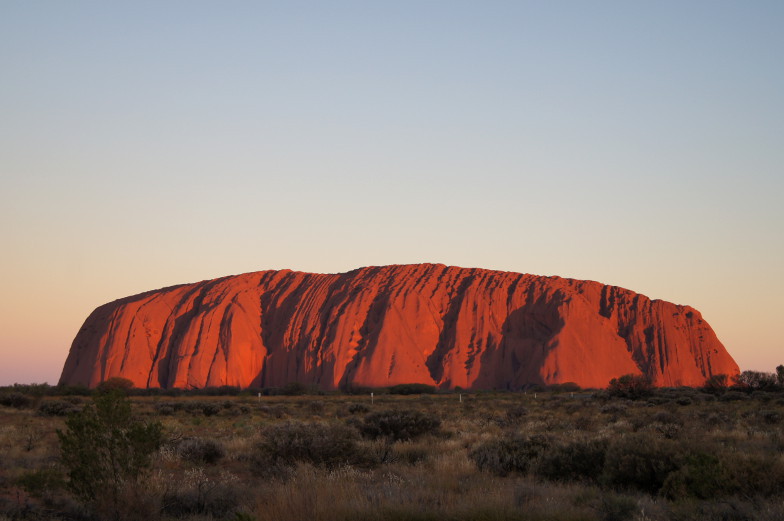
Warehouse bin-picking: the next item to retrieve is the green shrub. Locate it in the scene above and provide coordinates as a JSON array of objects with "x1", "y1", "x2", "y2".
[
  {"x1": 548, "y1": 382, "x2": 582, "y2": 393},
  {"x1": 308, "y1": 400, "x2": 325, "y2": 414},
  {"x1": 733, "y1": 370, "x2": 778, "y2": 391},
  {"x1": 258, "y1": 404, "x2": 289, "y2": 418},
  {"x1": 729, "y1": 453, "x2": 784, "y2": 497},
  {"x1": 155, "y1": 403, "x2": 176, "y2": 415},
  {"x1": 201, "y1": 403, "x2": 221, "y2": 416},
  {"x1": 535, "y1": 438, "x2": 608, "y2": 483},
  {"x1": 0, "y1": 391, "x2": 33, "y2": 409},
  {"x1": 358, "y1": 409, "x2": 441, "y2": 441},
  {"x1": 719, "y1": 391, "x2": 749, "y2": 402},
  {"x1": 200, "y1": 385, "x2": 241, "y2": 396},
  {"x1": 607, "y1": 374, "x2": 653, "y2": 400},
  {"x1": 599, "y1": 403, "x2": 627, "y2": 415},
  {"x1": 16, "y1": 468, "x2": 66, "y2": 498},
  {"x1": 38, "y1": 399, "x2": 79, "y2": 416},
  {"x1": 470, "y1": 434, "x2": 551, "y2": 476},
  {"x1": 176, "y1": 437, "x2": 225, "y2": 465},
  {"x1": 347, "y1": 402, "x2": 370, "y2": 414},
  {"x1": 388, "y1": 383, "x2": 436, "y2": 395},
  {"x1": 280, "y1": 382, "x2": 309, "y2": 395},
  {"x1": 661, "y1": 452, "x2": 737, "y2": 499},
  {"x1": 57, "y1": 390, "x2": 163, "y2": 516},
  {"x1": 255, "y1": 421, "x2": 360, "y2": 469},
  {"x1": 702, "y1": 374, "x2": 729, "y2": 395},
  {"x1": 652, "y1": 411, "x2": 682, "y2": 425},
  {"x1": 505, "y1": 405, "x2": 529, "y2": 423},
  {"x1": 95, "y1": 377, "x2": 135, "y2": 394},
  {"x1": 601, "y1": 434, "x2": 682, "y2": 494}
]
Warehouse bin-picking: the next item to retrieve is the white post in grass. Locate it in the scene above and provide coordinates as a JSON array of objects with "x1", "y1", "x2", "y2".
[
  {"x1": 371, "y1": 392, "x2": 374, "y2": 405},
  {"x1": 459, "y1": 393, "x2": 462, "y2": 403},
  {"x1": 258, "y1": 392, "x2": 261, "y2": 403}
]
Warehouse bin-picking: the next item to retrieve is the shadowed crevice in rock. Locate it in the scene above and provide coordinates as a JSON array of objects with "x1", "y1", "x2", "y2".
[{"x1": 426, "y1": 274, "x2": 475, "y2": 384}]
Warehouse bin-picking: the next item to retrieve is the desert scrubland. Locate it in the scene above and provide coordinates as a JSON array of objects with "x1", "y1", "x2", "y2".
[{"x1": 2, "y1": 378, "x2": 784, "y2": 521}]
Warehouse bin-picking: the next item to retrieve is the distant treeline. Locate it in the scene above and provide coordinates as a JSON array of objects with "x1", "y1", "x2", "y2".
[
  {"x1": 0, "y1": 379, "x2": 586, "y2": 399},
  {"x1": 2, "y1": 366, "x2": 782, "y2": 399}
]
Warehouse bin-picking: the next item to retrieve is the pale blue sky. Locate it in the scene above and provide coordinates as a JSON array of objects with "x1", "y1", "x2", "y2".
[{"x1": 1, "y1": 1, "x2": 782, "y2": 384}]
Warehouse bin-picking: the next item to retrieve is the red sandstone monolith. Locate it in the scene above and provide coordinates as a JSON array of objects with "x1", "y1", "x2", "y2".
[{"x1": 59, "y1": 264, "x2": 739, "y2": 389}]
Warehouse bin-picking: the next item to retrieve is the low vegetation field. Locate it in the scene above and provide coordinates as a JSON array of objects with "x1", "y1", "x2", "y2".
[{"x1": 2, "y1": 382, "x2": 784, "y2": 521}]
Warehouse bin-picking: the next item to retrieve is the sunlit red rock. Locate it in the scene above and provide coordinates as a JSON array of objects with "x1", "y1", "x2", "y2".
[{"x1": 59, "y1": 264, "x2": 739, "y2": 389}]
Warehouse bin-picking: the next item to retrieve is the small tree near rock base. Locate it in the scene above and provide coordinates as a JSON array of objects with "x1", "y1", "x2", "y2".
[
  {"x1": 57, "y1": 390, "x2": 163, "y2": 520},
  {"x1": 607, "y1": 374, "x2": 653, "y2": 400}
]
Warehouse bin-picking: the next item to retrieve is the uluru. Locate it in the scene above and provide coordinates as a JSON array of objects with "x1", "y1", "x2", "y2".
[{"x1": 59, "y1": 264, "x2": 739, "y2": 390}]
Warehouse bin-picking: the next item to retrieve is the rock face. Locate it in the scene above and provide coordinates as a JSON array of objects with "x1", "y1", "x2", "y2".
[{"x1": 60, "y1": 264, "x2": 739, "y2": 389}]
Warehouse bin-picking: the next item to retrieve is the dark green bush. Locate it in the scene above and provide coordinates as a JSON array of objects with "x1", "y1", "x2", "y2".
[
  {"x1": 53, "y1": 384, "x2": 92, "y2": 396},
  {"x1": 599, "y1": 403, "x2": 627, "y2": 415},
  {"x1": 661, "y1": 452, "x2": 737, "y2": 500},
  {"x1": 176, "y1": 437, "x2": 225, "y2": 465},
  {"x1": 729, "y1": 453, "x2": 784, "y2": 497},
  {"x1": 308, "y1": 400, "x2": 325, "y2": 414},
  {"x1": 201, "y1": 385, "x2": 241, "y2": 396},
  {"x1": 38, "y1": 400, "x2": 79, "y2": 416},
  {"x1": 388, "y1": 383, "x2": 436, "y2": 395},
  {"x1": 0, "y1": 391, "x2": 33, "y2": 409},
  {"x1": 535, "y1": 438, "x2": 608, "y2": 483},
  {"x1": 255, "y1": 421, "x2": 360, "y2": 469},
  {"x1": 719, "y1": 391, "x2": 750, "y2": 402},
  {"x1": 505, "y1": 405, "x2": 529, "y2": 422},
  {"x1": 601, "y1": 434, "x2": 682, "y2": 494},
  {"x1": 733, "y1": 370, "x2": 779, "y2": 392},
  {"x1": 548, "y1": 382, "x2": 581, "y2": 393},
  {"x1": 201, "y1": 403, "x2": 221, "y2": 416},
  {"x1": 280, "y1": 382, "x2": 309, "y2": 395},
  {"x1": 652, "y1": 411, "x2": 682, "y2": 425},
  {"x1": 358, "y1": 409, "x2": 441, "y2": 441},
  {"x1": 155, "y1": 404, "x2": 176, "y2": 415},
  {"x1": 95, "y1": 377, "x2": 134, "y2": 394},
  {"x1": 258, "y1": 404, "x2": 289, "y2": 418},
  {"x1": 347, "y1": 402, "x2": 370, "y2": 414},
  {"x1": 57, "y1": 391, "x2": 163, "y2": 517},
  {"x1": 607, "y1": 374, "x2": 653, "y2": 400},
  {"x1": 470, "y1": 434, "x2": 551, "y2": 476},
  {"x1": 16, "y1": 468, "x2": 66, "y2": 497},
  {"x1": 702, "y1": 374, "x2": 729, "y2": 395}
]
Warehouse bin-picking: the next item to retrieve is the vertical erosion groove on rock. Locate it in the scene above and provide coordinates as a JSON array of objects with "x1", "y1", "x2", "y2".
[{"x1": 59, "y1": 264, "x2": 739, "y2": 389}]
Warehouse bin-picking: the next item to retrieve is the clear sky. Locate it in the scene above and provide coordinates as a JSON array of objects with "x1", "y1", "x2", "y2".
[{"x1": 1, "y1": 1, "x2": 782, "y2": 385}]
